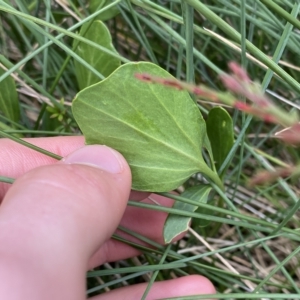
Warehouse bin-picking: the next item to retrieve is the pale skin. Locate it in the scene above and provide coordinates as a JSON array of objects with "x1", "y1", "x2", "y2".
[{"x1": 0, "y1": 136, "x2": 216, "y2": 299}]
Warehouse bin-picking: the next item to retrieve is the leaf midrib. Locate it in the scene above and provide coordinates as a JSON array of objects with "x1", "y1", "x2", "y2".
[
  {"x1": 149, "y1": 79, "x2": 201, "y2": 151},
  {"x1": 78, "y1": 100, "x2": 202, "y2": 166}
]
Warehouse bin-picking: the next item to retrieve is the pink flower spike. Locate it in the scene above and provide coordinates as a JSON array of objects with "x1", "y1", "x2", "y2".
[
  {"x1": 249, "y1": 166, "x2": 295, "y2": 186},
  {"x1": 161, "y1": 79, "x2": 183, "y2": 90},
  {"x1": 250, "y1": 94, "x2": 270, "y2": 107},
  {"x1": 193, "y1": 87, "x2": 204, "y2": 95},
  {"x1": 234, "y1": 101, "x2": 252, "y2": 111},
  {"x1": 275, "y1": 123, "x2": 300, "y2": 145},
  {"x1": 219, "y1": 74, "x2": 243, "y2": 94},
  {"x1": 228, "y1": 62, "x2": 251, "y2": 82},
  {"x1": 192, "y1": 87, "x2": 219, "y2": 101},
  {"x1": 263, "y1": 114, "x2": 277, "y2": 123},
  {"x1": 135, "y1": 73, "x2": 152, "y2": 82}
]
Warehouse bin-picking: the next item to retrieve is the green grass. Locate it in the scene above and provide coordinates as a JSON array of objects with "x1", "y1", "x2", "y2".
[{"x1": 1, "y1": 0, "x2": 300, "y2": 298}]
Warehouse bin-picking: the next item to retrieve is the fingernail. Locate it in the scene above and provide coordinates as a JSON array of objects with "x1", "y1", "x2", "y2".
[{"x1": 62, "y1": 145, "x2": 124, "y2": 174}]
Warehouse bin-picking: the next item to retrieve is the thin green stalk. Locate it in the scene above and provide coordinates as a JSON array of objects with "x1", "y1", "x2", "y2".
[
  {"x1": 42, "y1": 0, "x2": 50, "y2": 89},
  {"x1": 165, "y1": 1, "x2": 175, "y2": 73},
  {"x1": 0, "y1": 55, "x2": 63, "y2": 110},
  {"x1": 270, "y1": 198, "x2": 300, "y2": 236},
  {"x1": 87, "y1": 262, "x2": 186, "y2": 277},
  {"x1": 3, "y1": 11, "x2": 43, "y2": 66},
  {"x1": 252, "y1": 231, "x2": 300, "y2": 293},
  {"x1": 128, "y1": 200, "x2": 299, "y2": 236},
  {"x1": 176, "y1": 26, "x2": 184, "y2": 79},
  {"x1": 184, "y1": 0, "x2": 300, "y2": 93},
  {"x1": 0, "y1": 114, "x2": 27, "y2": 130},
  {"x1": 213, "y1": 182, "x2": 300, "y2": 294},
  {"x1": 2, "y1": 130, "x2": 75, "y2": 135},
  {"x1": 113, "y1": 231, "x2": 291, "y2": 286},
  {"x1": 244, "y1": 143, "x2": 298, "y2": 203},
  {"x1": 260, "y1": 0, "x2": 300, "y2": 30},
  {"x1": 0, "y1": 0, "x2": 128, "y2": 82},
  {"x1": 87, "y1": 271, "x2": 149, "y2": 295},
  {"x1": 148, "y1": 13, "x2": 223, "y2": 75},
  {"x1": 181, "y1": 1, "x2": 194, "y2": 83},
  {"x1": 123, "y1": 0, "x2": 158, "y2": 63},
  {"x1": 33, "y1": 103, "x2": 47, "y2": 131},
  {"x1": 157, "y1": 191, "x2": 300, "y2": 238},
  {"x1": 240, "y1": 0, "x2": 247, "y2": 68},
  {"x1": 261, "y1": 2, "x2": 300, "y2": 88},
  {"x1": 141, "y1": 244, "x2": 172, "y2": 300},
  {"x1": 49, "y1": 19, "x2": 96, "y2": 94},
  {"x1": 0, "y1": 131, "x2": 62, "y2": 160},
  {"x1": 0, "y1": 176, "x2": 15, "y2": 184}
]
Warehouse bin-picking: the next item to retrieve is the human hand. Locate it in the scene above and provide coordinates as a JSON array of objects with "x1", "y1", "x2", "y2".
[{"x1": 0, "y1": 137, "x2": 215, "y2": 299}]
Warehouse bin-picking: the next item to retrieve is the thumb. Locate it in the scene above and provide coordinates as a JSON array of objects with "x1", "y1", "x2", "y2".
[{"x1": 0, "y1": 145, "x2": 131, "y2": 264}]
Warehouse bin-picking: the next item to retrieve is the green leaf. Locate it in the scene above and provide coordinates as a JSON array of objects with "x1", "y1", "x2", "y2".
[
  {"x1": 203, "y1": 133, "x2": 217, "y2": 173},
  {"x1": 0, "y1": 67, "x2": 20, "y2": 122},
  {"x1": 74, "y1": 21, "x2": 120, "y2": 90},
  {"x1": 72, "y1": 62, "x2": 223, "y2": 192},
  {"x1": 0, "y1": 121, "x2": 22, "y2": 137},
  {"x1": 194, "y1": 195, "x2": 225, "y2": 230},
  {"x1": 163, "y1": 185, "x2": 212, "y2": 243},
  {"x1": 89, "y1": 0, "x2": 120, "y2": 21},
  {"x1": 206, "y1": 106, "x2": 234, "y2": 172}
]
